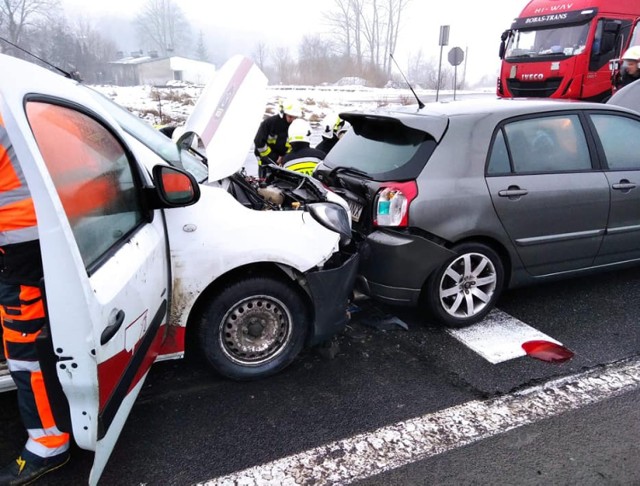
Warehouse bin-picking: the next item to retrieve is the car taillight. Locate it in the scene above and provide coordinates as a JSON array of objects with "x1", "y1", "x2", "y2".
[{"x1": 374, "y1": 181, "x2": 418, "y2": 228}]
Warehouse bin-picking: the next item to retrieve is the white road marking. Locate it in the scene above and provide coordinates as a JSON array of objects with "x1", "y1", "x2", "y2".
[
  {"x1": 201, "y1": 357, "x2": 640, "y2": 486},
  {"x1": 447, "y1": 308, "x2": 562, "y2": 364}
]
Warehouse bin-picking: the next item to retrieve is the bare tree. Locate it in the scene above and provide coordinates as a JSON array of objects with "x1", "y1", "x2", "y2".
[
  {"x1": 298, "y1": 34, "x2": 334, "y2": 85},
  {"x1": 272, "y1": 46, "x2": 294, "y2": 84},
  {"x1": 0, "y1": 0, "x2": 60, "y2": 46},
  {"x1": 195, "y1": 30, "x2": 208, "y2": 62},
  {"x1": 324, "y1": 0, "x2": 411, "y2": 84},
  {"x1": 252, "y1": 40, "x2": 269, "y2": 72},
  {"x1": 134, "y1": 0, "x2": 191, "y2": 57}
]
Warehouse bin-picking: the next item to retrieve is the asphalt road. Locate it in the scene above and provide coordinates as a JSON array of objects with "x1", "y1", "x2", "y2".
[{"x1": 1, "y1": 266, "x2": 640, "y2": 485}]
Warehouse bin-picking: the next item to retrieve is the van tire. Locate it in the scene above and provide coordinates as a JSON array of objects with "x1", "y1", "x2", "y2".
[
  {"x1": 198, "y1": 276, "x2": 308, "y2": 380},
  {"x1": 425, "y1": 242, "x2": 504, "y2": 328}
]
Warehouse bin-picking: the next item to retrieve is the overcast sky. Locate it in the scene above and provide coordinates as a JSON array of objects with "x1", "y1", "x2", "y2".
[{"x1": 61, "y1": 0, "x2": 520, "y2": 84}]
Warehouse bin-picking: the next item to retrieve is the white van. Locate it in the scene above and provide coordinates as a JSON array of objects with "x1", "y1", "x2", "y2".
[{"x1": 0, "y1": 53, "x2": 358, "y2": 484}]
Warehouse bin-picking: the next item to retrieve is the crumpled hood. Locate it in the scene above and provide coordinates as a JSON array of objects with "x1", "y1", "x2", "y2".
[{"x1": 182, "y1": 55, "x2": 268, "y2": 182}]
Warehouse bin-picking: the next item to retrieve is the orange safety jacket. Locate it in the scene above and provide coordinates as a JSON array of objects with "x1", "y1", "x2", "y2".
[{"x1": 0, "y1": 111, "x2": 39, "y2": 246}]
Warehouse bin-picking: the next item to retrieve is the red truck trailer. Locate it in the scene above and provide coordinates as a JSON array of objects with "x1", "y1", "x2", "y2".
[{"x1": 498, "y1": 0, "x2": 640, "y2": 101}]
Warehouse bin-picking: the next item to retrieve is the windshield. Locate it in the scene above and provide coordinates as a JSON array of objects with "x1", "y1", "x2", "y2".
[
  {"x1": 506, "y1": 22, "x2": 591, "y2": 59},
  {"x1": 324, "y1": 117, "x2": 436, "y2": 181},
  {"x1": 84, "y1": 88, "x2": 208, "y2": 182}
]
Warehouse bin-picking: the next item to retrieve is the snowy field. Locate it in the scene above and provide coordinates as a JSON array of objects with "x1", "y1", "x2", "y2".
[{"x1": 91, "y1": 83, "x2": 494, "y2": 175}]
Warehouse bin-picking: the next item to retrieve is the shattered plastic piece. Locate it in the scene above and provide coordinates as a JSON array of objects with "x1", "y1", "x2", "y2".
[
  {"x1": 522, "y1": 340, "x2": 574, "y2": 363},
  {"x1": 317, "y1": 339, "x2": 340, "y2": 359},
  {"x1": 361, "y1": 315, "x2": 409, "y2": 332}
]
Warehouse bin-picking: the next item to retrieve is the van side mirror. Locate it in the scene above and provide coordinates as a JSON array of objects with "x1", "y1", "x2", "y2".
[{"x1": 150, "y1": 165, "x2": 201, "y2": 208}]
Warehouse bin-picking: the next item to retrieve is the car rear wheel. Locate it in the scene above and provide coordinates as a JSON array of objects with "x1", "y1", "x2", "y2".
[
  {"x1": 198, "y1": 277, "x2": 309, "y2": 380},
  {"x1": 425, "y1": 242, "x2": 504, "y2": 328}
]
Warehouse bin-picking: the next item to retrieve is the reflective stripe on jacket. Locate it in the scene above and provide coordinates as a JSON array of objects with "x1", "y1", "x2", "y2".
[{"x1": 0, "y1": 116, "x2": 38, "y2": 245}]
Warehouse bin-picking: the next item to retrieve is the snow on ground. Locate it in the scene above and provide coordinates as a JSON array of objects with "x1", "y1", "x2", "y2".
[{"x1": 90, "y1": 82, "x2": 493, "y2": 175}]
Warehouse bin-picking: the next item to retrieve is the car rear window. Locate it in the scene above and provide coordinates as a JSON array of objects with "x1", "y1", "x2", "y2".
[{"x1": 323, "y1": 117, "x2": 437, "y2": 181}]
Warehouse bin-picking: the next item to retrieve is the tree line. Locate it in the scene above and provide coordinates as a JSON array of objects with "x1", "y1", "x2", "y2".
[{"x1": 0, "y1": 0, "x2": 469, "y2": 89}]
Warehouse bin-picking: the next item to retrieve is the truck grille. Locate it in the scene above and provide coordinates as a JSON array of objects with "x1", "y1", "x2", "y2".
[{"x1": 506, "y1": 77, "x2": 563, "y2": 98}]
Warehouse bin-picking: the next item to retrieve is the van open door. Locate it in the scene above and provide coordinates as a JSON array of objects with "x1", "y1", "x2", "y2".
[{"x1": 0, "y1": 87, "x2": 176, "y2": 485}]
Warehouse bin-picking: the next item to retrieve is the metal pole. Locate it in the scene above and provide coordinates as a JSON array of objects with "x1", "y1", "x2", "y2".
[
  {"x1": 454, "y1": 65, "x2": 457, "y2": 100},
  {"x1": 436, "y1": 45, "x2": 444, "y2": 102}
]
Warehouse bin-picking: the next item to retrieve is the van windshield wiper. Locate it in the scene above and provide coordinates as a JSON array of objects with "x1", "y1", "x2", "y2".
[{"x1": 329, "y1": 166, "x2": 372, "y2": 180}]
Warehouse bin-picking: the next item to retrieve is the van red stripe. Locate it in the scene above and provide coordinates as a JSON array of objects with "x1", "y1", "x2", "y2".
[{"x1": 200, "y1": 57, "x2": 254, "y2": 146}]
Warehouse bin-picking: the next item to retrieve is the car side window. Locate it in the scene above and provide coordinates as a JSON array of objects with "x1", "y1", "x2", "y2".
[
  {"x1": 590, "y1": 114, "x2": 640, "y2": 170},
  {"x1": 487, "y1": 129, "x2": 511, "y2": 175},
  {"x1": 503, "y1": 115, "x2": 591, "y2": 173},
  {"x1": 26, "y1": 101, "x2": 145, "y2": 269}
]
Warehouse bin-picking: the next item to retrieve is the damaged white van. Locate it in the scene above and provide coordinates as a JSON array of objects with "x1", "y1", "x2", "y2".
[{"x1": 0, "y1": 53, "x2": 357, "y2": 484}]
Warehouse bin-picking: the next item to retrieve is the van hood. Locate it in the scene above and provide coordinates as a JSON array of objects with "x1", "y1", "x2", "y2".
[{"x1": 181, "y1": 55, "x2": 268, "y2": 182}]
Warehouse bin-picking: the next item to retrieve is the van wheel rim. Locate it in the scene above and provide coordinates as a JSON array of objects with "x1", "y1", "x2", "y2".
[
  {"x1": 219, "y1": 295, "x2": 293, "y2": 366},
  {"x1": 438, "y1": 252, "x2": 497, "y2": 320}
]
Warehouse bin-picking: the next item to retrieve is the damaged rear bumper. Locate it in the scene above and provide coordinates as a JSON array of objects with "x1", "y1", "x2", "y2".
[
  {"x1": 305, "y1": 251, "x2": 359, "y2": 345},
  {"x1": 357, "y1": 229, "x2": 455, "y2": 306}
]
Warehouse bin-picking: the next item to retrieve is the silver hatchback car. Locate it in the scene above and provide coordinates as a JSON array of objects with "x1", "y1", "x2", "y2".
[{"x1": 315, "y1": 98, "x2": 640, "y2": 327}]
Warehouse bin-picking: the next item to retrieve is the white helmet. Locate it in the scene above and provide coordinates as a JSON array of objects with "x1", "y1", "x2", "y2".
[
  {"x1": 321, "y1": 112, "x2": 344, "y2": 139},
  {"x1": 336, "y1": 120, "x2": 351, "y2": 138},
  {"x1": 288, "y1": 118, "x2": 311, "y2": 144},
  {"x1": 281, "y1": 99, "x2": 303, "y2": 118},
  {"x1": 622, "y1": 45, "x2": 640, "y2": 61}
]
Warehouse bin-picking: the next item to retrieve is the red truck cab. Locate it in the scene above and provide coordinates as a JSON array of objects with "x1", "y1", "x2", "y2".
[{"x1": 498, "y1": 0, "x2": 640, "y2": 101}]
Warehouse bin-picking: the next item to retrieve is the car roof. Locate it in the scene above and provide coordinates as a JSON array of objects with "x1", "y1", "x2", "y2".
[{"x1": 340, "y1": 98, "x2": 638, "y2": 141}]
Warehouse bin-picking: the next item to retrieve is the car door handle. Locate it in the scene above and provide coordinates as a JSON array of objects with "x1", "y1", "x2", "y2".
[
  {"x1": 612, "y1": 181, "x2": 636, "y2": 191},
  {"x1": 100, "y1": 309, "x2": 126, "y2": 345},
  {"x1": 498, "y1": 187, "x2": 528, "y2": 198}
]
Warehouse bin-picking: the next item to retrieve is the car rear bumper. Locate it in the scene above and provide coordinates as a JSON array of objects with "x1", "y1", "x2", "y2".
[
  {"x1": 305, "y1": 251, "x2": 360, "y2": 345},
  {"x1": 357, "y1": 229, "x2": 455, "y2": 305}
]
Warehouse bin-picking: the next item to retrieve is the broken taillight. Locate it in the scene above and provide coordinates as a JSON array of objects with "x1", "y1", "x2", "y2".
[{"x1": 373, "y1": 181, "x2": 418, "y2": 227}]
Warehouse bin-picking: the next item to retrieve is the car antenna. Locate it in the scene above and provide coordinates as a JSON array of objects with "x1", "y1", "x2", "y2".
[
  {"x1": 390, "y1": 53, "x2": 425, "y2": 109},
  {"x1": 0, "y1": 36, "x2": 81, "y2": 81}
]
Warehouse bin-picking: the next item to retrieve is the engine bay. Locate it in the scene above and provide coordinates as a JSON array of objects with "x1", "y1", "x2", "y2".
[{"x1": 227, "y1": 165, "x2": 328, "y2": 211}]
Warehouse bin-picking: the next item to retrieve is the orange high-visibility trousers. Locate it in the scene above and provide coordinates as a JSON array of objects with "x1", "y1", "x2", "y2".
[{"x1": 0, "y1": 281, "x2": 69, "y2": 459}]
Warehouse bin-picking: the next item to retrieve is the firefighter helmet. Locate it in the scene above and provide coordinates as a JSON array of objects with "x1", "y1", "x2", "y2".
[
  {"x1": 622, "y1": 45, "x2": 640, "y2": 61},
  {"x1": 321, "y1": 112, "x2": 345, "y2": 139},
  {"x1": 281, "y1": 99, "x2": 303, "y2": 118},
  {"x1": 336, "y1": 120, "x2": 351, "y2": 138},
  {"x1": 288, "y1": 118, "x2": 311, "y2": 144}
]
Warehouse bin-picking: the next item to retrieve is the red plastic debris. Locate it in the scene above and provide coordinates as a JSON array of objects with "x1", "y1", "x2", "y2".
[{"x1": 522, "y1": 340, "x2": 574, "y2": 364}]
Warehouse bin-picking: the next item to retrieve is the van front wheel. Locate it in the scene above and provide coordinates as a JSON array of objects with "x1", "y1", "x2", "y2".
[
  {"x1": 198, "y1": 277, "x2": 308, "y2": 380},
  {"x1": 425, "y1": 243, "x2": 504, "y2": 328}
]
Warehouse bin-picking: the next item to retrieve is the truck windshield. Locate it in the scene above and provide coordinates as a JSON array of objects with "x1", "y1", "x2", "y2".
[{"x1": 506, "y1": 22, "x2": 591, "y2": 59}]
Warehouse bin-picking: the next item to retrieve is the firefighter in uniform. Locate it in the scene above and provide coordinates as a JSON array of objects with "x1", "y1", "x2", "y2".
[
  {"x1": 282, "y1": 118, "x2": 326, "y2": 176},
  {"x1": 253, "y1": 99, "x2": 302, "y2": 176},
  {"x1": 616, "y1": 46, "x2": 640, "y2": 89},
  {"x1": 315, "y1": 112, "x2": 345, "y2": 155},
  {"x1": 0, "y1": 114, "x2": 70, "y2": 485}
]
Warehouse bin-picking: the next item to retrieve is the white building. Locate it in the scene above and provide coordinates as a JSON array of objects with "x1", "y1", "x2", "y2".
[{"x1": 110, "y1": 52, "x2": 216, "y2": 86}]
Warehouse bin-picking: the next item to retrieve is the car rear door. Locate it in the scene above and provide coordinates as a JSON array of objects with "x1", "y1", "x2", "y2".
[
  {"x1": 2, "y1": 94, "x2": 170, "y2": 485},
  {"x1": 587, "y1": 111, "x2": 640, "y2": 265},
  {"x1": 486, "y1": 113, "x2": 610, "y2": 276}
]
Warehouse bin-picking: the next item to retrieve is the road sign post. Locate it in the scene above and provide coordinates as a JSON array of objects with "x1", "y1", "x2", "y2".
[
  {"x1": 448, "y1": 46, "x2": 465, "y2": 100},
  {"x1": 436, "y1": 25, "x2": 450, "y2": 102}
]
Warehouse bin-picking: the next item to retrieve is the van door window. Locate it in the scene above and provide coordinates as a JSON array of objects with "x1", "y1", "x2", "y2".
[
  {"x1": 26, "y1": 101, "x2": 145, "y2": 269},
  {"x1": 590, "y1": 114, "x2": 640, "y2": 169},
  {"x1": 503, "y1": 115, "x2": 591, "y2": 173}
]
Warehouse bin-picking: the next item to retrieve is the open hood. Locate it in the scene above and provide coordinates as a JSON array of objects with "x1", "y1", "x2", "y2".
[{"x1": 181, "y1": 55, "x2": 267, "y2": 182}]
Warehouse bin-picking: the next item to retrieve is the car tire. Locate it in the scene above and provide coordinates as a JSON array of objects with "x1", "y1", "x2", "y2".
[
  {"x1": 198, "y1": 277, "x2": 309, "y2": 380},
  {"x1": 425, "y1": 242, "x2": 504, "y2": 328}
]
